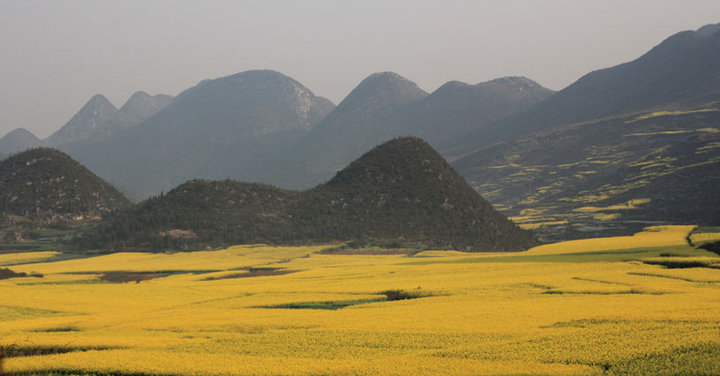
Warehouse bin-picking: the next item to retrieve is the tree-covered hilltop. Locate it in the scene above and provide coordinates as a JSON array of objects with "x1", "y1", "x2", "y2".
[
  {"x1": 84, "y1": 137, "x2": 537, "y2": 252},
  {"x1": 0, "y1": 148, "x2": 131, "y2": 224}
]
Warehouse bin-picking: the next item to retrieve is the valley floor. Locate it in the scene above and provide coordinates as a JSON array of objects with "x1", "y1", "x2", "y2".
[{"x1": 1, "y1": 226, "x2": 720, "y2": 375}]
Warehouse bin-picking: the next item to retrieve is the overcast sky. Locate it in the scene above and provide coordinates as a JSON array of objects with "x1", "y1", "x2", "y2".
[{"x1": 1, "y1": 0, "x2": 719, "y2": 138}]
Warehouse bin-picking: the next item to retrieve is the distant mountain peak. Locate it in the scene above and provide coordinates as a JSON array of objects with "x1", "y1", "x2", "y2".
[
  {"x1": 188, "y1": 69, "x2": 316, "y2": 98},
  {"x1": 171, "y1": 69, "x2": 333, "y2": 135},
  {"x1": 436, "y1": 80, "x2": 470, "y2": 91},
  {"x1": 432, "y1": 76, "x2": 550, "y2": 97},
  {"x1": 490, "y1": 76, "x2": 537, "y2": 87},
  {"x1": 366, "y1": 71, "x2": 408, "y2": 81},
  {"x1": 696, "y1": 22, "x2": 720, "y2": 36},
  {"x1": 326, "y1": 136, "x2": 440, "y2": 187},
  {"x1": 119, "y1": 90, "x2": 174, "y2": 123},
  {"x1": 2, "y1": 127, "x2": 38, "y2": 141},
  {"x1": 125, "y1": 90, "x2": 153, "y2": 102},
  {"x1": 0, "y1": 128, "x2": 43, "y2": 156},
  {"x1": 46, "y1": 94, "x2": 122, "y2": 146},
  {"x1": 86, "y1": 94, "x2": 116, "y2": 109},
  {"x1": 357, "y1": 71, "x2": 426, "y2": 92},
  {"x1": 335, "y1": 71, "x2": 428, "y2": 112}
]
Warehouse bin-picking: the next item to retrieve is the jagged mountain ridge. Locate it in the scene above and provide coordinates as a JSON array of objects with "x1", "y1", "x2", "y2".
[
  {"x1": 65, "y1": 70, "x2": 336, "y2": 199},
  {"x1": 46, "y1": 91, "x2": 174, "y2": 149},
  {"x1": 85, "y1": 137, "x2": 537, "y2": 252},
  {"x1": 22, "y1": 70, "x2": 552, "y2": 197},
  {"x1": 261, "y1": 72, "x2": 430, "y2": 189},
  {"x1": 119, "y1": 91, "x2": 174, "y2": 126},
  {"x1": 263, "y1": 73, "x2": 553, "y2": 189},
  {"x1": 403, "y1": 76, "x2": 554, "y2": 151},
  {"x1": 46, "y1": 94, "x2": 126, "y2": 146}
]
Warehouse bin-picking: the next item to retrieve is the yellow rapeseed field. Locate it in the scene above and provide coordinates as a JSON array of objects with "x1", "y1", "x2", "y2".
[{"x1": 1, "y1": 226, "x2": 719, "y2": 375}]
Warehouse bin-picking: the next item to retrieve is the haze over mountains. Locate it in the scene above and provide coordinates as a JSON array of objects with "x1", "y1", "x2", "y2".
[
  {"x1": 47, "y1": 92, "x2": 174, "y2": 148},
  {"x1": 1, "y1": 22, "x2": 718, "y2": 240},
  {"x1": 0, "y1": 90, "x2": 174, "y2": 158},
  {"x1": 449, "y1": 22, "x2": 720, "y2": 156}
]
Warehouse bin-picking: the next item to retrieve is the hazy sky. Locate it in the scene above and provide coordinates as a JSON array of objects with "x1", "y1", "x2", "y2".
[{"x1": 1, "y1": 0, "x2": 719, "y2": 139}]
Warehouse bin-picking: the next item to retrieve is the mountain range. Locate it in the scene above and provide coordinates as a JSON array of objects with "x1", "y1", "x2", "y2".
[
  {"x1": 264, "y1": 73, "x2": 553, "y2": 189},
  {"x1": 448, "y1": 23, "x2": 720, "y2": 156},
  {"x1": 1, "y1": 22, "x2": 718, "y2": 240}
]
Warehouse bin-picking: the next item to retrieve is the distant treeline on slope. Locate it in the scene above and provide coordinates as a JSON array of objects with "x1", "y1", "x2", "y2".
[{"x1": 80, "y1": 137, "x2": 538, "y2": 252}]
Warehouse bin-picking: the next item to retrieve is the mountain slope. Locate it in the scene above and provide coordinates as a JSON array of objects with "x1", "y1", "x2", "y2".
[
  {"x1": 453, "y1": 107, "x2": 720, "y2": 240},
  {"x1": 452, "y1": 23, "x2": 720, "y2": 155},
  {"x1": 0, "y1": 148, "x2": 131, "y2": 224},
  {"x1": 67, "y1": 70, "x2": 335, "y2": 198},
  {"x1": 46, "y1": 94, "x2": 128, "y2": 147},
  {"x1": 85, "y1": 137, "x2": 537, "y2": 251},
  {"x1": 0, "y1": 128, "x2": 44, "y2": 156}
]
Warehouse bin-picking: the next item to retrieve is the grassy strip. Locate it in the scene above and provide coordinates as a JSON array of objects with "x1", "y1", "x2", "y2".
[
  {"x1": 3, "y1": 346, "x2": 116, "y2": 358},
  {"x1": 405, "y1": 246, "x2": 701, "y2": 265},
  {"x1": 203, "y1": 267, "x2": 298, "y2": 281},
  {"x1": 258, "y1": 289, "x2": 435, "y2": 310}
]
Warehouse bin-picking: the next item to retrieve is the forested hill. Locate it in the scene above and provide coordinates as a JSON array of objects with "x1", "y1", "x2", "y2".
[
  {"x1": 0, "y1": 148, "x2": 131, "y2": 224},
  {"x1": 83, "y1": 137, "x2": 537, "y2": 252}
]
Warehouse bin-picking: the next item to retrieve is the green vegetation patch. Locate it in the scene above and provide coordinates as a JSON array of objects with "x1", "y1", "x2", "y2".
[
  {"x1": 98, "y1": 271, "x2": 171, "y2": 283},
  {"x1": 320, "y1": 244, "x2": 421, "y2": 256},
  {"x1": 0, "y1": 267, "x2": 43, "y2": 280},
  {"x1": 700, "y1": 241, "x2": 720, "y2": 256},
  {"x1": 203, "y1": 267, "x2": 298, "y2": 281},
  {"x1": 59, "y1": 270, "x2": 220, "y2": 284},
  {"x1": 32, "y1": 326, "x2": 81, "y2": 333},
  {"x1": 542, "y1": 289, "x2": 666, "y2": 295},
  {"x1": 628, "y1": 272, "x2": 720, "y2": 284},
  {"x1": 642, "y1": 259, "x2": 720, "y2": 269},
  {"x1": 406, "y1": 246, "x2": 712, "y2": 265},
  {"x1": 258, "y1": 289, "x2": 436, "y2": 310},
  {"x1": 2, "y1": 345, "x2": 116, "y2": 358},
  {"x1": 258, "y1": 299, "x2": 384, "y2": 310},
  {"x1": 691, "y1": 226, "x2": 720, "y2": 234}
]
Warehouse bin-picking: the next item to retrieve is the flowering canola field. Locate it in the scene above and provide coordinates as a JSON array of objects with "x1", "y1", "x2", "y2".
[{"x1": 1, "y1": 226, "x2": 719, "y2": 375}]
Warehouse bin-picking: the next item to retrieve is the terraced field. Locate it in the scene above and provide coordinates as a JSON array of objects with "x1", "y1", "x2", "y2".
[
  {"x1": 1, "y1": 225, "x2": 719, "y2": 375},
  {"x1": 454, "y1": 107, "x2": 720, "y2": 240}
]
